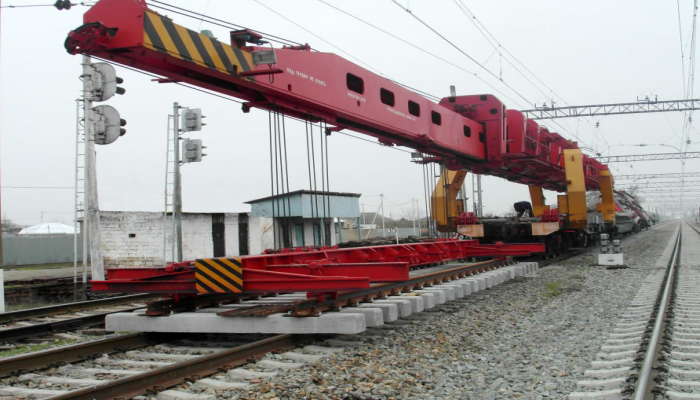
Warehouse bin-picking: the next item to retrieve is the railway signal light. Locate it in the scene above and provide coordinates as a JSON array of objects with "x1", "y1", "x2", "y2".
[
  {"x1": 89, "y1": 63, "x2": 125, "y2": 102},
  {"x1": 92, "y1": 105, "x2": 126, "y2": 145},
  {"x1": 54, "y1": 0, "x2": 72, "y2": 10},
  {"x1": 182, "y1": 139, "x2": 206, "y2": 163},
  {"x1": 181, "y1": 108, "x2": 205, "y2": 132}
]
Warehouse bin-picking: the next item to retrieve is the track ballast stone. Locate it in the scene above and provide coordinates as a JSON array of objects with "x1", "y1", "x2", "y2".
[{"x1": 200, "y1": 223, "x2": 676, "y2": 399}]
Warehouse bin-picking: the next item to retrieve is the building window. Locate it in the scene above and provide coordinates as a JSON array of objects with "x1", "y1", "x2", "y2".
[
  {"x1": 380, "y1": 88, "x2": 395, "y2": 106},
  {"x1": 431, "y1": 111, "x2": 442, "y2": 125},
  {"x1": 408, "y1": 100, "x2": 420, "y2": 117},
  {"x1": 463, "y1": 125, "x2": 471, "y2": 138},
  {"x1": 346, "y1": 73, "x2": 364, "y2": 94}
]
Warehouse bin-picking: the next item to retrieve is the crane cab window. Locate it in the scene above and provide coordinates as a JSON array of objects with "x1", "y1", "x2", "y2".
[
  {"x1": 408, "y1": 100, "x2": 420, "y2": 117},
  {"x1": 346, "y1": 73, "x2": 364, "y2": 94},
  {"x1": 380, "y1": 88, "x2": 395, "y2": 106},
  {"x1": 431, "y1": 111, "x2": 442, "y2": 126},
  {"x1": 463, "y1": 125, "x2": 471, "y2": 137}
]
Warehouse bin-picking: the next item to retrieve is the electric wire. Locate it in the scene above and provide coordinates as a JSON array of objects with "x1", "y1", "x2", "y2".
[
  {"x1": 389, "y1": 0, "x2": 533, "y2": 108},
  {"x1": 677, "y1": 0, "x2": 688, "y2": 95},
  {"x1": 447, "y1": 0, "x2": 600, "y2": 149}
]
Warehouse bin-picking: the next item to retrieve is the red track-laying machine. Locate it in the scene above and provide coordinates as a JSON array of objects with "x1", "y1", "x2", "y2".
[{"x1": 65, "y1": 0, "x2": 612, "y2": 297}]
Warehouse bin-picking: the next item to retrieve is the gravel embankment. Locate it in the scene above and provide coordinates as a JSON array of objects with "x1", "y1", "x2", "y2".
[{"x1": 210, "y1": 222, "x2": 676, "y2": 400}]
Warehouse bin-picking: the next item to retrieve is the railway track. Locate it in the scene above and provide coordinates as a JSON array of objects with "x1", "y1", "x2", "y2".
[
  {"x1": 0, "y1": 294, "x2": 158, "y2": 343},
  {"x1": 0, "y1": 257, "x2": 539, "y2": 398},
  {"x1": 568, "y1": 220, "x2": 700, "y2": 399}
]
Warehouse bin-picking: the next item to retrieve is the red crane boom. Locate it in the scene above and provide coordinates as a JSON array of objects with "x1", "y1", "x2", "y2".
[{"x1": 63, "y1": 0, "x2": 607, "y2": 296}]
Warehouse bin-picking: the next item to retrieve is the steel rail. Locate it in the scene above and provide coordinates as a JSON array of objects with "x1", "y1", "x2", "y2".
[
  {"x1": 49, "y1": 334, "x2": 299, "y2": 400},
  {"x1": 0, "y1": 306, "x2": 146, "y2": 342},
  {"x1": 0, "y1": 332, "x2": 173, "y2": 377},
  {"x1": 0, "y1": 293, "x2": 159, "y2": 324},
  {"x1": 632, "y1": 222, "x2": 682, "y2": 399}
]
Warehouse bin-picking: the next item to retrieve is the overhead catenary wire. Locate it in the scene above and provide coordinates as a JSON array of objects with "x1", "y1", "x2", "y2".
[{"x1": 389, "y1": 0, "x2": 534, "y2": 108}]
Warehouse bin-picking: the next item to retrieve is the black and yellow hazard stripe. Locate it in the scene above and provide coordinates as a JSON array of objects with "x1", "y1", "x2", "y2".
[
  {"x1": 142, "y1": 11, "x2": 253, "y2": 78},
  {"x1": 195, "y1": 258, "x2": 244, "y2": 293}
]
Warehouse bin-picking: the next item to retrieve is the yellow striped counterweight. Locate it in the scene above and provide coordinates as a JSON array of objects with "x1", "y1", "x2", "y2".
[
  {"x1": 195, "y1": 258, "x2": 244, "y2": 293},
  {"x1": 142, "y1": 11, "x2": 254, "y2": 78}
]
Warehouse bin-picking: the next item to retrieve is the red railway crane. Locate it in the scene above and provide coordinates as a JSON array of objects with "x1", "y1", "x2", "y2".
[{"x1": 64, "y1": 0, "x2": 613, "y2": 297}]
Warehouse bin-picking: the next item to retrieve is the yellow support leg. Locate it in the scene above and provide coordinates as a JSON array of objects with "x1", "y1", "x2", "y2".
[
  {"x1": 431, "y1": 168, "x2": 467, "y2": 233},
  {"x1": 597, "y1": 169, "x2": 616, "y2": 225},
  {"x1": 528, "y1": 185, "x2": 549, "y2": 217},
  {"x1": 563, "y1": 148, "x2": 588, "y2": 229}
]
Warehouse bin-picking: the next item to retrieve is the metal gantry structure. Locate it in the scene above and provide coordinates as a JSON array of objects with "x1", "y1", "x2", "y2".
[
  {"x1": 521, "y1": 98, "x2": 700, "y2": 120},
  {"x1": 617, "y1": 181, "x2": 700, "y2": 189},
  {"x1": 614, "y1": 172, "x2": 700, "y2": 180},
  {"x1": 597, "y1": 152, "x2": 700, "y2": 163}
]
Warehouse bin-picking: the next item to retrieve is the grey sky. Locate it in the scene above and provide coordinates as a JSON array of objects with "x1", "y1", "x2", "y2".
[{"x1": 1, "y1": 0, "x2": 698, "y2": 227}]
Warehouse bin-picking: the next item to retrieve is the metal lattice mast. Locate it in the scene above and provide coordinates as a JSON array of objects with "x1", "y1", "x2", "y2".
[
  {"x1": 597, "y1": 152, "x2": 700, "y2": 163},
  {"x1": 521, "y1": 98, "x2": 700, "y2": 119},
  {"x1": 73, "y1": 98, "x2": 87, "y2": 292},
  {"x1": 163, "y1": 113, "x2": 176, "y2": 265},
  {"x1": 614, "y1": 172, "x2": 700, "y2": 180}
]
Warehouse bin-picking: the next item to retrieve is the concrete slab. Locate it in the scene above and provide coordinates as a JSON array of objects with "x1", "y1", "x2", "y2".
[
  {"x1": 457, "y1": 279, "x2": 479, "y2": 293},
  {"x1": 302, "y1": 345, "x2": 344, "y2": 354},
  {"x1": 256, "y1": 359, "x2": 305, "y2": 370},
  {"x1": 18, "y1": 373, "x2": 103, "y2": 386},
  {"x1": 75, "y1": 367, "x2": 146, "y2": 376},
  {"x1": 511, "y1": 265, "x2": 526, "y2": 277},
  {"x1": 374, "y1": 299, "x2": 413, "y2": 318},
  {"x1": 357, "y1": 303, "x2": 398, "y2": 322},
  {"x1": 436, "y1": 284, "x2": 465, "y2": 298},
  {"x1": 0, "y1": 387, "x2": 69, "y2": 397},
  {"x1": 567, "y1": 388, "x2": 623, "y2": 400},
  {"x1": 126, "y1": 351, "x2": 199, "y2": 361},
  {"x1": 398, "y1": 294, "x2": 425, "y2": 313},
  {"x1": 583, "y1": 367, "x2": 631, "y2": 379},
  {"x1": 192, "y1": 378, "x2": 249, "y2": 390},
  {"x1": 95, "y1": 358, "x2": 171, "y2": 368},
  {"x1": 339, "y1": 307, "x2": 383, "y2": 327},
  {"x1": 156, "y1": 390, "x2": 216, "y2": 400},
  {"x1": 576, "y1": 377, "x2": 626, "y2": 390},
  {"x1": 414, "y1": 289, "x2": 446, "y2": 304},
  {"x1": 415, "y1": 292, "x2": 437, "y2": 308},
  {"x1": 281, "y1": 351, "x2": 325, "y2": 363},
  {"x1": 422, "y1": 286, "x2": 456, "y2": 301},
  {"x1": 464, "y1": 277, "x2": 487, "y2": 291},
  {"x1": 450, "y1": 280, "x2": 472, "y2": 296},
  {"x1": 227, "y1": 368, "x2": 277, "y2": 380},
  {"x1": 107, "y1": 311, "x2": 367, "y2": 334}
]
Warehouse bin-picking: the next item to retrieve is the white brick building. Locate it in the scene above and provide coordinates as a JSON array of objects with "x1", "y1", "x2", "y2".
[{"x1": 99, "y1": 211, "x2": 273, "y2": 268}]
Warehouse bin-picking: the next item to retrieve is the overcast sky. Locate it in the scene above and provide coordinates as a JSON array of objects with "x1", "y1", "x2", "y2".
[{"x1": 2, "y1": 0, "x2": 699, "y2": 227}]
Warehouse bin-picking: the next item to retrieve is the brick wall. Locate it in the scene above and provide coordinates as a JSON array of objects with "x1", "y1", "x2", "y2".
[{"x1": 100, "y1": 212, "x2": 271, "y2": 268}]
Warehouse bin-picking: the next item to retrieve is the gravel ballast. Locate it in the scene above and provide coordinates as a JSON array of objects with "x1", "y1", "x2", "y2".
[{"x1": 222, "y1": 222, "x2": 677, "y2": 400}]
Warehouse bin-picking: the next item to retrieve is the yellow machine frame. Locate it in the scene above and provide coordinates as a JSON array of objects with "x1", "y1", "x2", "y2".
[{"x1": 431, "y1": 168, "x2": 467, "y2": 233}]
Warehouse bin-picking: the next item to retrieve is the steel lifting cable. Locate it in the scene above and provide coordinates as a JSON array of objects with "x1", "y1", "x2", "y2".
[
  {"x1": 309, "y1": 122, "x2": 322, "y2": 244},
  {"x1": 422, "y1": 159, "x2": 433, "y2": 238},
  {"x1": 304, "y1": 120, "x2": 317, "y2": 227},
  {"x1": 268, "y1": 110, "x2": 278, "y2": 248},
  {"x1": 273, "y1": 110, "x2": 285, "y2": 247},
  {"x1": 318, "y1": 122, "x2": 328, "y2": 245},
  {"x1": 324, "y1": 122, "x2": 332, "y2": 222},
  {"x1": 280, "y1": 114, "x2": 293, "y2": 247}
]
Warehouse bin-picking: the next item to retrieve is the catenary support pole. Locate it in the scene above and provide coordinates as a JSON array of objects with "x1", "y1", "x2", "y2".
[{"x1": 83, "y1": 55, "x2": 104, "y2": 281}]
